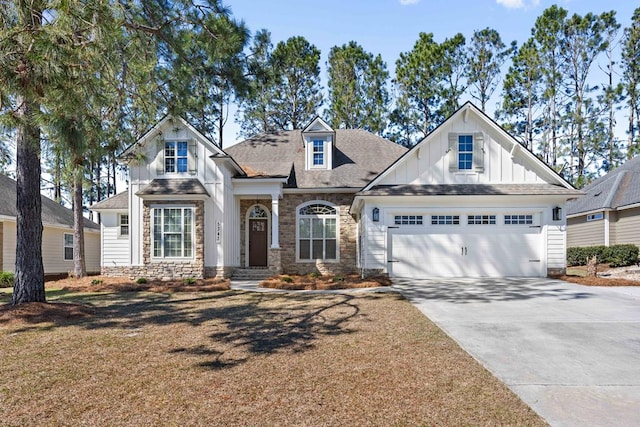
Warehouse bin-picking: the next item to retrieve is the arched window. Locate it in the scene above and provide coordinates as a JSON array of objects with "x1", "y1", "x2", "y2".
[
  {"x1": 248, "y1": 205, "x2": 269, "y2": 218},
  {"x1": 297, "y1": 202, "x2": 338, "y2": 261}
]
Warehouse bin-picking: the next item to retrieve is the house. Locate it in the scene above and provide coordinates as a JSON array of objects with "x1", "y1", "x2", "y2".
[
  {"x1": 566, "y1": 155, "x2": 640, "y2": 248},
  {"x1": 0, "y1": 174, "x2": 101, "y2": 277},
  {"x1": 92, "y1": 102, "x2": 581, "y2": 279}
]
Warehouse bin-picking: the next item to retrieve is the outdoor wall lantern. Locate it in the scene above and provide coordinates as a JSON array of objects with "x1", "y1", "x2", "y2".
[
  {"x1": 372, "y1": 207, "x2": 380, "y2": 222},
  {"x1": 552, "y1": 206, "x2": 562, "y2": 221}
]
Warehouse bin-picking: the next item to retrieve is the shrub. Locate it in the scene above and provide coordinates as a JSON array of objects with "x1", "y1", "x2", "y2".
[
  {"x1": 603, "y1": 244, "x2": 639, "y2": 268},
  {"x1": 0, "y1": 271, "x2": 14, "y2": 288},
  {"x1": 309, "y1": 272, "x2": 319, "y2": 278},
  {"x1": 91, "y1": 279, "x2": 103, "y2": 285},
  {"x1": 567, "y1": 244, "x2": 639, "y2": 267},
  {"x1": 281, "y1": 276, "x2": 293, "y2": 283},
  {"x1": 136, "y1": 277, "x2": 148, "y2": 284},
  {"x1": 332, "y1": 275, "x2": 344, "y2": 282},
  {"x1": 183, "y1": 277, "x2": 196, "y2": 285}
]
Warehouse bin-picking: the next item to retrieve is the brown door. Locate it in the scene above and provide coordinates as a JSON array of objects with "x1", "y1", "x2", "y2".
[{"x1": 249, "y1": 219, "x2": 268, "y2": 266}]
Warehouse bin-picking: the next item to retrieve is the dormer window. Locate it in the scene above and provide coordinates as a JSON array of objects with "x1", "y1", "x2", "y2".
[
  {"x1": 301, "y1": 117, "x2": 334, "y2": 171},
  {"x1": 312, "y1": 140, "x2": 325, "y2": 166}
]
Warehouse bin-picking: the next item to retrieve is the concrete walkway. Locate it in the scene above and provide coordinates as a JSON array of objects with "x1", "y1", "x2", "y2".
[{"x1": 393, "y1": 277, "x2": 640, "y2": 427}]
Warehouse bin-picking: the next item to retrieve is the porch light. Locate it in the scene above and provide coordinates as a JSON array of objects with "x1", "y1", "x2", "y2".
[
  {"x1": 552, "y1": 206, "x2": 562, "y2": 221},
  {"x1": 372, "y1": 207, "x2": 380, "y2": 222}
]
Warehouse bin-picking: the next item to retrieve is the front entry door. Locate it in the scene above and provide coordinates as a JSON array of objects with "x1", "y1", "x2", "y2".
[{"x1": 249, "y1": 219, "x2": 268, "y2": 266}]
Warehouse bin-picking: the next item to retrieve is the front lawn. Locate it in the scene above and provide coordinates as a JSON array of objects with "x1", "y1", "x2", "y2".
[{"x1": 0, "y1": 287, "x2": 544, "y2": 426}]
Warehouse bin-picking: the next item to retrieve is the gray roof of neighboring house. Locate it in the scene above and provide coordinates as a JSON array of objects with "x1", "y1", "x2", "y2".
[
  {"x1": 567, "y1": 155, "x2": 640, "y2": 215},
  {"x1": 225, "y1": 129, "x2": 408, "y2": 189},
  {"x1": 90, "y1": 190, "x2": 129, "y2": 210},
  {"x1": 136, "y1": 179, "x2": 210, "y2": 196},
  {"x1": 0, "y1": 174, "x2": 99, "y2": 230},
  {"x1": 358, "y1": 183, "x2": 583, "y2": 197}
]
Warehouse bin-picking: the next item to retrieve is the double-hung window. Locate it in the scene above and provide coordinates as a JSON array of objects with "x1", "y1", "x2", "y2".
[
  {"x1": 298, "y1": 203, "x2": 338, "y2": 261},
  {"x1": 119, "y1": 214, "x2": 129, "y2": 237},
  {"x1": 152, "y1": 207, "x2": 193, "y2": 258},
  {"x1": 458, "y1": 135, "x2": 473, "y2": 170},
  {"x1": 63, "y1": 233, "x2": 74, "y2": 261},
  {"x1": 165, "y1": 141, "x2": 188, "y2": 173},
  {"x1": 312, "y1": 140, "x2": 324, "y2": 166}
]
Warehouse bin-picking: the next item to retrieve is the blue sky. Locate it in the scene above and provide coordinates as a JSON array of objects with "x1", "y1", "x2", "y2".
[{"x1": 222, "y1": 0, "x2": 638, "y2": 147}]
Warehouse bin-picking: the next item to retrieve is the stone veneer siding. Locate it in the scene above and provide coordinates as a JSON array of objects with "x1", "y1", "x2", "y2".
[
  {"x1": 102, "y1": 200, "x2": 208, "y2": 280},
  {"x1": 278, "y1": 193, "x2": 358, "y2": 275}
]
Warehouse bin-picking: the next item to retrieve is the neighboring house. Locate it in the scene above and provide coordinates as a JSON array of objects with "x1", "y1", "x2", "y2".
[
  {"x1": 566, "y1": 155, "x2": 640, "y2": 248},
  {"x1": 0, "y1": 174, "x2": 101, "y2": 276},
  {"x1": 92, "y1": 102, "x2": 581, "y2": 279}
]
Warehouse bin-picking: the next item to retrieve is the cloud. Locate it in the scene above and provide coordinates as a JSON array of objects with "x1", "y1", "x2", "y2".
[
  {"x1": 399, "y1": 0, "x2": 420, "y2": 5},
  {"x1": 496, "y1": 0, "x2": 540, "y2": 9}
]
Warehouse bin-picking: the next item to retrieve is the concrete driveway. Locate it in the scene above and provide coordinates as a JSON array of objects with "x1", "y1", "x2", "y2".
[{"x1": 393, "y1": 277, "x2": 640, "y2": 427}]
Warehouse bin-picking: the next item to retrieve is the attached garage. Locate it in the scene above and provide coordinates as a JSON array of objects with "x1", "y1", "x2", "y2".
[{"x1": 387, "y1": 213, "x2": 544, "y2": 277}]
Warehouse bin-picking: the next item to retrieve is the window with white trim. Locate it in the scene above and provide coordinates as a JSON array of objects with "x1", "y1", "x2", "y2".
[
  {"x1": 118, "y1": 214, "x2": 129, "y2": 236},
  {"x1": 152, "y1": 207, "x2": 193, "y2": 258},
  {"x1": 458, "y1": 135, "x2": 473, "y2": 170},
  {"x1": 165, "y1": 141, "x2": 188, "y2": 173},
  {"x1": 504, "y1": 214, "x2": 533, "y2": 225},
  {"x1": 431, "y1": 215, "x2": 460, "y2": 225},
  {"x1": 312, "y1": 140, "x2": 324, "y2": 166},
  {"x1": 63, "y1": 233, "x2": 73, "y2": 261},
  {"x1": 394, "y1": 215, "x2": 423, "y2": 225},
  {"x1": 587, "y1": 212, "x2": 604, "y2": 221},
  {"x1": 468, "y1": 215, "x2": 496, "y2": 225},
  {"x1": 297, "y1": 203, "x2": 338, "y2": 261}
]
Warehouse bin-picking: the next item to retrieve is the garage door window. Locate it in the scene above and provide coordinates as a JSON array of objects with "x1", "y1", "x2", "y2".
[
  {"x1": 298, "y1": 202, "x2": 338, "y2": 261},
  {"x1": 394, "y1": 215, "x2": 423, "y2": 225},
  {"x1": 467, "y1": 215, "x2": 496, "y2": 225},
  {"x1": 431, "y1": 215, "x2": 460, "y2": 225},
  {"x1": 504, "y1": 214, "x2": 533, "y2": 225}
]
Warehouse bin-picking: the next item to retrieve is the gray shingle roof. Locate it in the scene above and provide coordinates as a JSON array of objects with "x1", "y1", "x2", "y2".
[
  {"x1": 136, "y1": 179, "x2": 209, "y2": 196},
  {"x1": 0, "y1": 174, "x2": 99, "y2": 230},
  {"x1": 358, "y1": 183, "x2": 583, "y2": 197},
  {"x1": 567, "y1": 155, "x2": 640, "y2": 215},
  {"x1": 90, "y1": 190, "x2": 128, "y2": 210},
  {"x1": 225, "y1": 129, "x2": 408, "y2": 188}
]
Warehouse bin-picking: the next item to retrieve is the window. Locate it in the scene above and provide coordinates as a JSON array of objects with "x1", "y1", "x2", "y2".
[
  {"x1": 297, "y1": 202, "x2": 338, "y2": 261},
  {"x1": 394, "y1": 215, "x2": 423, "y2": 225},
  {"x1": 165, "y1": 141, "x2": 188, "y2": 173},
  {"x1": 431, "y1": 215, "x2": 460, "y2": 225},
  {"x1": 587, "y1": 212, "x2": 604, "y2": 222},
  {"x1": 505, "y1": 214, "x2": 533, "y2": 225},
  {"x1": 63, "y1": 233, "x2": 73, "y2": 261},
  {"x1": 119, "y1": 214, "x2": 129, "y2": 236},
  {"x1": 312, "y1": 140, "x2": 324, "y2": 166},
  {"x1": 458, "y1": 135, "x2": 473, "y2": 170},
  {"x1": 152, "y1": 207, "x2": 193, "y2": 258},
  {"x1": 468, "y1": 215, "x2": 496, "y2": 225}
]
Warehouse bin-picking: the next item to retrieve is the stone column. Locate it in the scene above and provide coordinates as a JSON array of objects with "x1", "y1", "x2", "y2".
[{"x1": 271, "y1": 194, "x2": 280, "y2": 249}]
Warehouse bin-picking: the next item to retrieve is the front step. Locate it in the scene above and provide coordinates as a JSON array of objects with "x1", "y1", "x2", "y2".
[{"x1": 231, "y1": 268, "x2": 273, "y2": 280}]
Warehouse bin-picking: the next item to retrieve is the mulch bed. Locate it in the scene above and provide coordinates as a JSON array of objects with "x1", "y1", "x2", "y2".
[
  {"x1": 48, "y1": 275, "x2": 231, "y2": 293},
  {"x1": 260, "y1": 274, "x2": 392, "y2": 290},
  {"x1": 557, "y1": 275, "x2": 640, "y2": 287}
]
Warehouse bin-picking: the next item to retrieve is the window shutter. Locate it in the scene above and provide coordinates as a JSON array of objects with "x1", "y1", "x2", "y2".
[
  {"x1": 448, "y1": 133, "x2": 458, "y2": 172},
  {"x1": 156, "y1": 139, "x2": 165, "y2": 175},
  {"x1": 473, "y1": 132, "x2": 484, "y2": 172},
  {"x1": 188, "y1": 139, "x2": 197, "y2": 175}
]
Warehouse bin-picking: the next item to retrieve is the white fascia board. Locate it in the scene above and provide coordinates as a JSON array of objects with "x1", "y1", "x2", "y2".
[
  {"x1": 567, "y1": 207, "x2": 611, "y2": 219},
  {"x1": 283, "y1": 187, "x2": 358, "y2": 194},
  {"x1": 137, "y1": 194, "x2": 209, "y2": 201},
  {"x1": 0, "y1": 215, "x2": 99, "y2": 233},
  {"x1": 617, "y1": 202, "x2": 640, "y2": 211},
  {"x1": 301, "y1": 116, "x2": 334, "y2": 133},
  {"x1": 90, "y1": 207, "x2": 128, "y2": 213},
  {"x1": 355, "y1": 194, "x2": 570, "y2": 207},
  {"x1": 232, "y1": 179, "x2": 286, "y2": 198}
]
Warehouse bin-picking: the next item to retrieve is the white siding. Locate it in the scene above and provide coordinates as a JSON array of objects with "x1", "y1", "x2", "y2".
[
  {"x1": 546, "y1": 225, "x2": 566, "y2": 270},
  {"x1": 362, "y1": 203, "x2": 387, "y2": 270},
  {"x1": 3, "y1": 221, "x2": 15, "y2": 272},
  {"x1": 100, "y1": 212, "x2": 130, "y2": 266},
  {"x1": 378, "y1": 115, "x2": 544, "y2": 187}
]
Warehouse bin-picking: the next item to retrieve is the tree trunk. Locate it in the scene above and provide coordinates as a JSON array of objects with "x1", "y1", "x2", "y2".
[
  {"x1": 72, "y1": 165, "x2": 87, "y2": 278},
  {"x1": 12, "y1": 97, "x2": 45, "y2": 305}
]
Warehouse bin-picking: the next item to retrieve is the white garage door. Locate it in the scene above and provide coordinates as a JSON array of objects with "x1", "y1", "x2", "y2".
[{"x1": 388, "y1": 221, "x2": 543, "y2": 277}]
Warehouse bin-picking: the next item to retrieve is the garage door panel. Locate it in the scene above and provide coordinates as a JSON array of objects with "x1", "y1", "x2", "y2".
[{"x1": 389, "y1": 228, "x2": 543, "y2": 278}]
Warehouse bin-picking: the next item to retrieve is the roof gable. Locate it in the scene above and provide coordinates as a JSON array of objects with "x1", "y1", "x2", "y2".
[
  {"x1": 361, "y1": 102, "x2": 574, "y2": 192},
  {"x1": 301, "y1": 116, "x2": 334, "y2": 134}
]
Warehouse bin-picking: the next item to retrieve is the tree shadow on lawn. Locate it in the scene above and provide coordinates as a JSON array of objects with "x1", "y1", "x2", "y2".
[{"x1": 1, "y1": 289, "x2": 373, "y2": 370}]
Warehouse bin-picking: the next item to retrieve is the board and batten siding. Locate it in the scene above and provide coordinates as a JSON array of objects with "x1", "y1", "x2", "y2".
[
  {"x1": 362, "y1": 205, "x2": 387, "y2": 271},
  {"x1": 611, "y1": 207, "x2": 640, "y2": 246},
  {"x1": 567, "y1": 215, "x2": 605, "y2": 247},
  {"x1": 100, "y1": 212, "x2": 130, "y2": 266},
  {"x1": 378, "y1": 116, "x2": 544, "y2": 187},
  {"x1": 546, "y1": 225, "x2": 566, "y2": 269}
]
